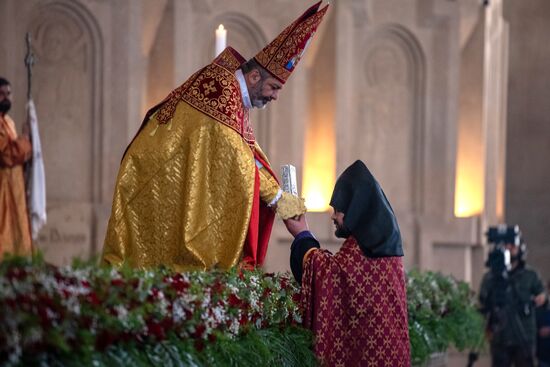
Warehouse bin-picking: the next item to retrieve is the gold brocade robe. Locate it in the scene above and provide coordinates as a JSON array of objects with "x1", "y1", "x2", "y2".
[
  {"x1": 0, "y1": 114, "x2": 32, "y2": 259},
  {"x1": 102, "y1": 48, "x2": 280, "y2": 271}
]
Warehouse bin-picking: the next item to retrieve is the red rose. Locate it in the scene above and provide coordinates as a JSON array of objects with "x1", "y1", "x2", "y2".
[
  {"x1": 146, "y1": 320, "x2": 166, "y2": 340},
  {"x1": 110, "y1": 279, "x2": 125, "y2": 287},
  {"x1": 87, "y1": 292, "x2": 101, "y2": 305},
  {"x1": 239, "y1": 314, "x2": 248, "y2": 326},
  {"x1": 170, "y1": 277, "x2": 190, "y2": 293},
  {"x1": 53, "y1": 271, "x2": 64, "y2": 282},
  {"x1": 96, "y1": 330, "x2": 117, "y2": 350},
  {"x1": 194, "y1": 340, "x2": 205, "y2": 352},
  {"x1": 17, "y1": 294, "x2": 33, "y2": 305},
  {"x1": 148, "y1": 287, "x2": 162, "y2": 301},
  {"x1": 262, "y1": 287, "x2": 272, "y2": 298},
  {"x1": 5, "y1": 298, "x2": 17, "y2": 308},
  {"x1": 192, "y1": 323, "x2": 206, "y2": 338},
  {"x1": 280, "y1": 278, "x2": 289, "y2": 290},
  {"x1": 7, "y1": 267, "x2": 27, "y2": 280},
  {"x1": 228, "y1": 294, "x2": 241, "y2": 307},
  {"x1": 130, "y1": 278, "x2": 140, "y2": 289},
  {"x1": 161, "y1": 317, "x2": 173, "y2": 330},
  {"x1": 211, "y1": 281, "x2": 224, "y2": 295},
  {"x1": 37, "y1": 305, "x2": 51, "y2": 326}
]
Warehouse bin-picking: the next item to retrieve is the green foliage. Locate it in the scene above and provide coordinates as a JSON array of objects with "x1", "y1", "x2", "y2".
[
  {"x1": 15, "y1": 327, "x2": 314, "y2": 367},
  {"x1": 407, "y1": 269, "x2": 485, "y2": 365},
  {"x1": 0, "y1": 255, "x2": 314, "y2": 367}
]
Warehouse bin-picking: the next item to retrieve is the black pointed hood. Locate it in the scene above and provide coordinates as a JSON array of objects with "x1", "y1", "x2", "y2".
[{"x1": 329, "y1": 160, "x2": 403, "y2": 257}]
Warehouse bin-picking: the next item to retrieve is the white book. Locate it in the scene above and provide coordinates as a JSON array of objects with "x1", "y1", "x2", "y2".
[{"x1": 280, "y1": 164, "x2": 298, "y2": 196}]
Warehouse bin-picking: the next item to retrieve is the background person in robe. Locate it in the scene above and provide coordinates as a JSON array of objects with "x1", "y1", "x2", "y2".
[
  {"x1": 101, "y1": 2, "x2": 328, "y2": 271},
  {"x1": 284, "y1": 160, "x2": 410, "y2": 367},
  {"x1": 0, "y1": 77, "x2": 33, "y2": 259}
]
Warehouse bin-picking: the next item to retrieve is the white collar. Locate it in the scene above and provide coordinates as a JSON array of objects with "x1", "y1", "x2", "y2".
[{"x1": 235, "y1": 69, "x2": 252, "y2": 109}]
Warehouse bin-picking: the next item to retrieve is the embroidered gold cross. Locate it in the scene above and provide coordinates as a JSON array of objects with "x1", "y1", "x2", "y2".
[{"x1": 203, "y1": 80, "x2": 217, "y2": 95}]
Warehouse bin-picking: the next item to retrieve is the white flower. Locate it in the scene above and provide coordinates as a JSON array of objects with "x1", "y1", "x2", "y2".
[
  {"x1": 0, "y1": 277, "x2": 15, "y2": 299},
  {"x1": 229, "y1": 314, "x2": 240, "y2": 335},
  {"x1": 201, "y1": 293, "x2": 212, "y2": 310},
  {"x1": 60, "y1": 266, "x2": 92, "y2": 283},
  {"x1": 109, "y1": 268, "x2": 122, "y2": 279},
  {"x1": 158, "y1": 298, "x2": 169, "y2": 317},
  {"x1": 172, "y1": 299, "x2": 188, "y2": 323},
  {"x1": 115, "y1": 305, "x2": 129, "y2": 323},
  {"x1": 211, "y1": 305, "x2": 226, "y2": 324},
  {"x1": 64, "y1": 296, "x2": 81, "y2": 315},
  {"x1": 11, "y1": 276, "x2": 35, "y2": 295}
]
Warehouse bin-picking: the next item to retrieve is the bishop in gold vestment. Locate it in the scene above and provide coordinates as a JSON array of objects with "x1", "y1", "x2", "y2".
[{"x1": 102, "y1": 2, "x2": 328, "y2": 271}]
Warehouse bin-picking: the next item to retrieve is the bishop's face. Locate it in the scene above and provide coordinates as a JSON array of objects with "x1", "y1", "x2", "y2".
[{"x1": 247, "y1": 70, "x2": 283, "y2": 109}]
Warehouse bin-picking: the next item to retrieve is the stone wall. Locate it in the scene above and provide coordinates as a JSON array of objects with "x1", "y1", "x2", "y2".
[
  {"x1": 504, "y1": 0, "x2": 550, "y2": 283},
  {"x1": 1, "y1": 0, "x2": 547, "y2": 294}
]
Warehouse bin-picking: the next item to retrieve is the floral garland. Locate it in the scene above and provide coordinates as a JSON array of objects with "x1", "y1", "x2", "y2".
[
  {"x1": 0, "y1": 256, "x2": 485, "y2": 366},
  {"x1": 0, "y1": 256, "x2": 305, "y2": 366}
]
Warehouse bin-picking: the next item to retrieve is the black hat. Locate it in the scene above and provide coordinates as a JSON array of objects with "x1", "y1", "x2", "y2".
[{"x1": 329, "y1": 160, "x2": 403, "y2": 257}]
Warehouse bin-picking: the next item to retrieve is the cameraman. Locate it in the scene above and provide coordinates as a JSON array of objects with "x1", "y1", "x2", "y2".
[
  {"x1": 479, "y1": 232, "x2": 546, "y2": 367},
  {"x1": 536, "y1": 280, "x2": 550, "y2": 367}
]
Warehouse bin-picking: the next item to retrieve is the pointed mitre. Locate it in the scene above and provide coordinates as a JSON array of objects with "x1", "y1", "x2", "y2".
[{"x1": 254, "y1": 1, "x2": 329, "y2": 84}]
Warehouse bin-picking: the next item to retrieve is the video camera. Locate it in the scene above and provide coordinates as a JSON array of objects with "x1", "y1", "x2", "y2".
[{"x1": 485, "y1": 224, "x2": 521, "y2": 277}]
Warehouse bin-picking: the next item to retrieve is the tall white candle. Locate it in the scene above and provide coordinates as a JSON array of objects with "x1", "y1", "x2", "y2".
[{"x1": 215, "y1": 24, "x2": 227, "y2": 56}]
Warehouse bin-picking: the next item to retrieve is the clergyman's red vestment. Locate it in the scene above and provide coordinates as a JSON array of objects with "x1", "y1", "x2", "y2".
[{"x1": 300, "y1": 237, "x2": 411, "y2": 366}]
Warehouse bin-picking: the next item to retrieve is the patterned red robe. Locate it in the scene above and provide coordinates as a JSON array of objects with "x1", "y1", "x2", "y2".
[{"x1": 300, "y1": 237, "x2": 410, "y2": 366}]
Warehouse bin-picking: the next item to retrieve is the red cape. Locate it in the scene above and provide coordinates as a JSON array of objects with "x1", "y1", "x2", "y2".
[{"x1": 301, "y1": 237, "x2": 410, "y2": 366}]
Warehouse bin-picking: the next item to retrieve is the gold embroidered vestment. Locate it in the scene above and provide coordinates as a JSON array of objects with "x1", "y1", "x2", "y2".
[{"x1": 102, "y1": 48, "x2": 279, "y2": 271}]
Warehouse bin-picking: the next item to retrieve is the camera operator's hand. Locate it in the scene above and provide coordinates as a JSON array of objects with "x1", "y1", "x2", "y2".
[
  {"x1": 540, "y1": 326, "x2": 550, "y2": 338},
  {"x1": 534, "y1": 292, "x2": 546, "y2": 307}
]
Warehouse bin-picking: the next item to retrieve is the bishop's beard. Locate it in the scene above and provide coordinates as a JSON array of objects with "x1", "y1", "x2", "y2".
[{"x1": 249, "y1": 80, "x2": 270, "y2": 109}]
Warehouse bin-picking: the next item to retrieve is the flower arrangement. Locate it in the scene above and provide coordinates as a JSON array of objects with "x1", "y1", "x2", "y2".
[
  {"x1": 407, "y1": 269, "x2": 486, "y2": 365},
  {"x1": 0, "y1": 255, "x2": 485, "y2": 367},
  {"x1": 0, "y1": 255, "x2": 316, "y2": 367}
]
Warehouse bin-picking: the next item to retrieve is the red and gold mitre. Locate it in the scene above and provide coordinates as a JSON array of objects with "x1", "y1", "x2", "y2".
[{"x1": 254, "y1": 1, "x2": 329, "y2": 84}]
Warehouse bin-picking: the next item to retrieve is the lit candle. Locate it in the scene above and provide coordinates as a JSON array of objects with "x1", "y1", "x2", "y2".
[{"x1": 215, "y1": 24, "x2": 227, "y2": 56}]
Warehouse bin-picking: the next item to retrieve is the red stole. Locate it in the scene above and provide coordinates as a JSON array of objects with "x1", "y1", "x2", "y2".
[{"x1": 241, "y1": 152, "x2": 277, "y2": 268}]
